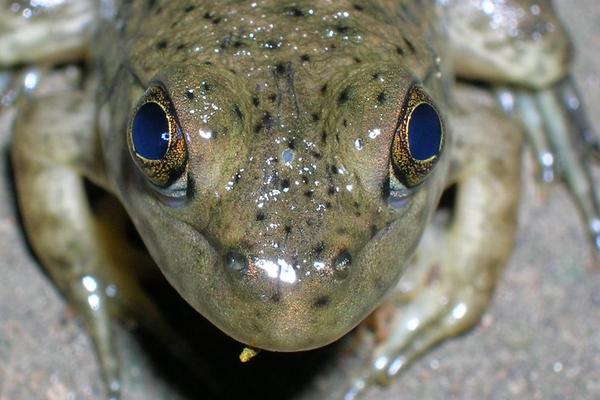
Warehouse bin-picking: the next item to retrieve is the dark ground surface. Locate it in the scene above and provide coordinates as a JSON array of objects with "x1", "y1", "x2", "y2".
[{"x1": 1, "y1": 1, "x2": 600, "y2": 399}]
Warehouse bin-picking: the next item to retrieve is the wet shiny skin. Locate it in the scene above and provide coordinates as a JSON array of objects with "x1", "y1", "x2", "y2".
[{"x1": 98, "y1": 2, "x2": 450, "y2": 351}]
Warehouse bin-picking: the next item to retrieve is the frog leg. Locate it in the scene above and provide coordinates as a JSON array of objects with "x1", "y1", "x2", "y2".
[
  {"x1": 447, "y1": 0, "x2": 600, "y2": 256},
  {"x1": 10, "y1": 85, "x2": 121, "y2": 398},
  {"x1": 341, "y1": 85, "x2": 522, "y2": 400},
  {"x1": 498, "y1": 82, "x2": 600, "y2": 255}
]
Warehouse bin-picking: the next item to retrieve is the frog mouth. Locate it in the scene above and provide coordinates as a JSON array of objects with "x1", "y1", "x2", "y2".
[{"x1": 139, "y1": 178, "x2": 430, "y2": 351}]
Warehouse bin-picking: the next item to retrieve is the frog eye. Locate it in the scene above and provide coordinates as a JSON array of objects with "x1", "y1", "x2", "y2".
[
  {"x1": 129, "y1": 85, "x2": 187, "y2": 188},
  {"x1": 390, "y1": 86, "x2": 444, "y2": 190}
]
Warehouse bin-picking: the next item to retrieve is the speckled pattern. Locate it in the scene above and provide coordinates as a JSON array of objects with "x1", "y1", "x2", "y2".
[{"x1": 1, "y1": 1, "x2": 599, "y2": 400}]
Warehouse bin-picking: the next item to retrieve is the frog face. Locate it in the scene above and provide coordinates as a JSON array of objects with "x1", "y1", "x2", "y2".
[
  {"x1": 98, "y1": 0, "x2": 453, "y2": 351},
  {"x1": 118, "y1": 60, "x2": 448, "y2": 351}
]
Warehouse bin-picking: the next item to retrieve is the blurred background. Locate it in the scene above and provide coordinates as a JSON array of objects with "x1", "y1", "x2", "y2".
[{"x1": 1, "y1": 1, "x2": 599, "y2": 399}]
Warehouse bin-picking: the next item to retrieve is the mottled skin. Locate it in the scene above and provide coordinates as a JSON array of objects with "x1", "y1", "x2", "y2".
[
  {"x1": 98, "y1": 0, "x2": 454, "y2": 353},
  {"x1": 2, "y1": 0, "x2": 597, "y2": 399}
]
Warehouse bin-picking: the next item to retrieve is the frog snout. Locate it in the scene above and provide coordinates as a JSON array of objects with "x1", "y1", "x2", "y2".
[
  {"x1": 207, "y1": 244, "x2": 378, "y2": 351},
  {"x1": 224, "y1": 249, "x2": 353, "y2": 283}
]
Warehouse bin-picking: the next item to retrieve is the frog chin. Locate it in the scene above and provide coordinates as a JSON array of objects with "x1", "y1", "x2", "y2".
[
  {"x1": 130, "y1": 185, "x2": 432, "y2": 352},
  {"x1": 144, "y1": 220, "x2": 417, "y2": 352}
]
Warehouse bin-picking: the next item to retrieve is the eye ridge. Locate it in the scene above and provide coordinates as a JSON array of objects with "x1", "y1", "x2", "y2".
[
  {"x1": 128, "y1": 85, "x2": 188, "y2": 187},
  {"x1": 390, "y1": 86, "x2": 444, "y2": 188}
]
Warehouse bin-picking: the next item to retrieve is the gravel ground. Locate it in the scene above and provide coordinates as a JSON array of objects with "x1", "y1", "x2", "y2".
[{"x1": 1, "y1": 1, "x2": 599, "y2": 399}]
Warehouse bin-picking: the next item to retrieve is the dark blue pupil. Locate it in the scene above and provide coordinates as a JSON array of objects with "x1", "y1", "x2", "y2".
[
  {"x1": 132, "y1": 102, "x2": 170, "y2": 160},
  {"x1": 407, "y1": 103, "x2": 442, "y2": 161}
]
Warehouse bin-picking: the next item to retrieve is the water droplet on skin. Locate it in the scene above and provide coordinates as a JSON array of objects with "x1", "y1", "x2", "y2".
[
  {"x1": 368, "y1": 128, "x2": 381, "y2": 139},
  {"x1": 199, "y1": 129, "x2": 213, "y2": 139},
  {"x1": 354, "y1": 138, "x2": 363, "y2": 150}
]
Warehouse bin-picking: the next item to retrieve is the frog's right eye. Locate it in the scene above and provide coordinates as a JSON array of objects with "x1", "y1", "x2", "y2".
[{"x1": 128, "y1": 85, "x2": 187, "y2": 189}]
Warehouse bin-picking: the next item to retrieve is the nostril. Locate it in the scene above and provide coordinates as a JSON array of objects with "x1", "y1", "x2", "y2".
[
  {"x1": 333, "y1": 250, "x2": 352, "y2": 280},
  {"x1": 226, "y1": 251, "x2": 248, "y2": 274}
]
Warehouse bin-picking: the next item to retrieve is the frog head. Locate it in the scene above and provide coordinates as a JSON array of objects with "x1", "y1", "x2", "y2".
[{"x1": 116, "y1": 59, "x2": 449, "y2": 351}]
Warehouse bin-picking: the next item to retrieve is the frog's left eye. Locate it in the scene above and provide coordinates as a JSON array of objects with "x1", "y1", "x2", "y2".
[
  {"x1": 389, "y1": 86, "x2": 444, "y2": 191},
  {"x1": 129, "y1": 85, "x2": 187, "y2": 188}
]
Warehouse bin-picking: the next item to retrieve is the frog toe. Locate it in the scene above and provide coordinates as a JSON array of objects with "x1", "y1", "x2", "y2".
[
  {"x1": 340, "y1": 286, "x2": 489, "y2": 400},
  {"x1": 501, "y1": 79, "x2": 600, "y2": 259},
  {"x1": 558, "y1": 77, "x2": 600, "y2": 161}
]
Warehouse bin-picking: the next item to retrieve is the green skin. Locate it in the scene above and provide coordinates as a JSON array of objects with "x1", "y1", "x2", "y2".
[{"x1": 4, "y1": 0, "x2": 595, "y2": 398}]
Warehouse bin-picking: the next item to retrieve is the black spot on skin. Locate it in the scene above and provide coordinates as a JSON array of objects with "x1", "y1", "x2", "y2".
[
  {"x1": 302, "y1": 176, "x2": 310, "y2": 185},
  {"x1": 156, "y1": 40, "x2": 168, "y2": 50},
  {"x1": 325, "y1": 201, "x2": 331, "y2": 209},
  {"x1": 311, "y1": 151, "x2": 322, "y2": 159},
  {"x1": 219, "y1": 36, "x2": 232, "y2": 49},
  {"x1": 212, "y1": 17, "x2": 222, "y2": 24},
  {"x1": 335, "y1": 25, "x2": 350, "y2": 34},
  {"x1": 287, "y1": 140, "x2": 295, "y2": 149},
  {"x1": 342, "y1": 119, "x2": 348, "y2": 128},
  {"x1": 377, "y1": 91, "x2": 386, "y2": 105},
  {"x1": 252, "y1": 95, "x2": 260, "y2": 107},
  {"x1": 328, "y1": 186, "x2": 336, "y2": 196},
  {"x1": 201, "y1": 81, "x2": 212, "y2": 93},
  {"x1": 233, "y1": 40, "x2": 244, "y2": 48},
  {"x1": 304, "y1": 190, "x2": 314, "y2": 198},
  {"x1": 185, "y1": 90, "x2": 194, "y2": 100},
  {"x1": 275, "y1": 62, "x2": 287, "y2": 75},
  {"x1": 320, "y1": 84, "x2": 328, "y2": 95},
  {"x1": 338, "y1": 87, "x2": 351, "y2": 105},
  {"x1": 311, "y1": 113, "x2": 319, "y2": 122},
  {"x1": 300, "y1": 54, "x2": 311, "y2": 63},
  {"x1": 203, "y1": 11, "x2": 215, "y2": 19},
  {"x1": 261, "y1": 112, "x2": 273, "y2": 131},
  {"x1": 330, "y1": 165, "x2": 339, "y2": 174},
  {"x1": 268, "y1": 93, "x2": 277, "y2": 103},
  {"x1": 233, "y1": 104, "x2": 243, "y2": 121},
  {"x1": 404, "y1": 37, "x2": 416, "y2": 53},
  {"x1": 256, "y1": 211, "x2": 265, "y2": 221},
  {"x1": 321, "y1": 131, "x2": 327, "y2": 142},
  {"x1": 370, "y1": 224, "x2": 378, "y2": 238},
  {"x1": 313, "y1": 242, "x2": 325, "y2": 255},
  {"x1": 284, "y1": 6, "x2": 304, "y2": 17},
  {"x1": 313, "y1": 296, "x2": 330, "y2": 308},
  {"x1": 396, "y1": 46, "x2": 405, "y2": 56},
  {"x1": 253, "y1": 112, "x2": 273, "y2": 133},
  {"x1": 147, "y1": 0, "x2": 157, "y2": 10},
  {"x1": 353, "y1": 57, "x2": 362, "y2": 64},
  {"x1": 353, "y1": 4, "x2": 364, "y2": 11},
  {"x1": 281, "y1": 179, "x2": 290, "y2": 190},
  {"x1": 270, "y1": 293, "x2": 280, "y2": 303},
  {"x1": 372, "y1": 72, "x2": 382, "y2": 80},
  {"x1": 175, "y1": 43, "x2": 185, "y2": 51},
  {"x1": 183, "y1": 4, "x2": 195, "y2": 13},
  {"x1": 203, "y1": 61, "x2": 213, "y2": 65},
  {"x1": 284, "y1": 225, "x2": 292, "y2": 234}
]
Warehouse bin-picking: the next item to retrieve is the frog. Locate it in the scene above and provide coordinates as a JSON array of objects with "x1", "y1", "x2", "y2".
[{"x1": 2, "y1": 0, "x2": 598, "y2": 399}]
